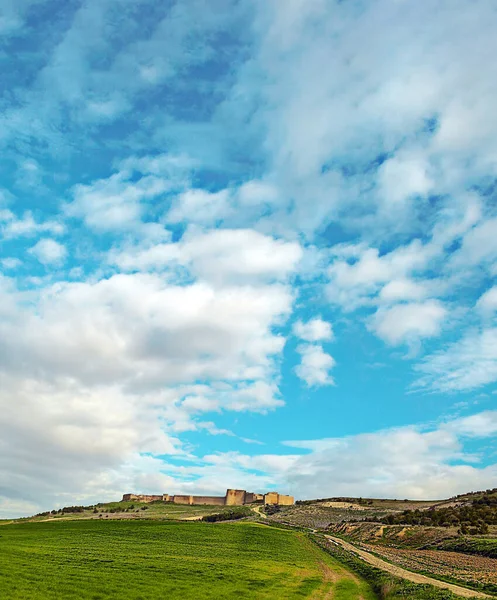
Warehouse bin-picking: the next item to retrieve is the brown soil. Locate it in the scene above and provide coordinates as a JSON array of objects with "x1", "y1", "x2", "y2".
[{"x1": 326, "y1": 535, "x2": 491, "y2": 599}]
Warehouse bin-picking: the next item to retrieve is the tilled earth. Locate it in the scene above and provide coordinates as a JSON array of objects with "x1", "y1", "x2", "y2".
[{"x1": 362, "y1": 543, "x2": 497, "y2": 587}]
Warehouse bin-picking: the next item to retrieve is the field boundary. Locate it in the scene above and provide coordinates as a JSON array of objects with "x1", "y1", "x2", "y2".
[{"x1": 325, "y1": 535, "x2": 492, "y2": 599}]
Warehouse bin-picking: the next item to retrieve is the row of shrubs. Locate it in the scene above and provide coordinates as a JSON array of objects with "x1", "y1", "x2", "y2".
[
  {"x1": 296, "y1": 497, "x2": 375, "y2": 506},
  {"x1": 35, "y1": 503, "x2": 151, "y2": 517},
  {"x1": 435, "y1": 537, "x2": 497, "y2": 559},
  {"x1": 202, "y1": 507, "x2": 252, "y2": 522},
  {"x1": 370, "y1": 492, "x2": 497, "y2": 530}
]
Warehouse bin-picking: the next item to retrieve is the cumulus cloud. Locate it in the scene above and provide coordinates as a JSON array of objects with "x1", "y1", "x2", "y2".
[
  {"x1": 29, "y1": 238, "x2": 67, "y2": 265},
  {"x1": 109, "y1": 227, "x2": 303, "y2": 285},
  {"x1": 1, "y1": 211, "x2": 64, "y2": 239},
  {"x1": 370, "y1": 300, "x2": 447, "y2": 346},
  {"x1": 281, "y1": 411, "x2": 497, "y2": 500},
  {"x1": 3, "y1": 0, "x2": 497, "y2": 517},
  {"x1": 295, "y1": 344, "x2": 335, "y2": 387},
  {"x1": 1, "y1": 257, "x2": 22, "y2": 270},
  {"x1": 378, "y1": 152, "x2": 433, "y2": 206},
  {"x1": 293, "y1": 317, "x2": 333, "y2": 342},
  {"x1": 0, "y1": 273, "x2": 293, "y2": 387},
  {"x1": 327, "y1": 241, "x2": 434, "y2": 311},
  {"x1": 0, "y1": 243, "x2": 294, "y2": 514},
  {"x1": 168, "y1": 188, "x2": 232, "y2": 225},
  {"x1": 476, "y1": 287, "x2": 497, "y2": 316},
  {"x1": 65, "y1": 154, "x2": 190, "y2": 233}
]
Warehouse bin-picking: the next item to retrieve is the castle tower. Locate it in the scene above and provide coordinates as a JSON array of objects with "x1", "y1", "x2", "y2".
[{"x1": 225, "y1": 489, "x2": 247, "y2": 505}]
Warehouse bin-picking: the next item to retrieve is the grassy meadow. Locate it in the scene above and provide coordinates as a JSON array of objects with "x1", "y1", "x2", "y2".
[
  {"x1": 0, "y1": 519, "x2": 376, "y2": 599},
  {"x1": 23, "y1": 499, "x2": 232, "y2": 522}
]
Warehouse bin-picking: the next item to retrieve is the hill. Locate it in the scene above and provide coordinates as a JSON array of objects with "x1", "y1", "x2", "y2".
[{"x1": 0, "y1": 519, "x2": 376, "y2": 600}]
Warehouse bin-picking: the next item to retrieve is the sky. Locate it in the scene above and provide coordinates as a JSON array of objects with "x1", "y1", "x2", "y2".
[{"x1": 1, "y1": 0, "x2": 497, "y2": 518}]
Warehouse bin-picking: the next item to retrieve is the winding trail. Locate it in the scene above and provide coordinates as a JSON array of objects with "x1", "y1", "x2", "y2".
[
  {"x1": 325, "y1": 535, "x2": 492, "y2": 599},
  {"x1": 252, "y1": 504, "x2": 267, "y2": 519}
]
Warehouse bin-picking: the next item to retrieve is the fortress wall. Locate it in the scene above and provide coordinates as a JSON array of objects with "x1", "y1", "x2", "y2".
[
  {"x1": 122, "y1": 488, "x2": 292, "y2": 506},
  {"x1": 225, "y1": 489, "x2": 246, "y2": 505},
  {"x1": 122, "y1": 494, "x2": 164, "y2": 503},
  {"x1": 264, "y1": 492, "x2": 279, "y2": 505},
  {"x1": 243, "y1": 492, "x2": 263, "y2": 504},
  {"x1": 122, "y1": 494, "x2": 138, "y2": 501},
  {"x1": 173, "y1": 495, "x2": 193, "y2": 505},
  {"x1": 190, "y1": 496, "x2": 226, "y2": 506}
]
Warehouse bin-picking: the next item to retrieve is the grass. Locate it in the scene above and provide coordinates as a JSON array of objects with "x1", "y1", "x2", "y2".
[
  {"x1": 435, "y1": 537, "x2": 497, "y2": 559},
  {"x1": 24, "y1": 500, "x2": 233, "y2": 522},
  {"x1": 0, "y1": 519, "x2": 377, "y2": 599}
]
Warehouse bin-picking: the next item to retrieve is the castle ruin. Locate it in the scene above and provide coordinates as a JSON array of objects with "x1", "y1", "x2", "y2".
[{"x1": 122, "y1": 488, "x2": 294, "y2": 506}]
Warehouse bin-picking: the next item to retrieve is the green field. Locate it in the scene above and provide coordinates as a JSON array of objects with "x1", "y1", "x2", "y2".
[
  {"x1": 0, "y1": 520, "x2": 376, "y2": 599},
  {"x1": 22, "y1": 499, "x2": 237, "y2": 522}
]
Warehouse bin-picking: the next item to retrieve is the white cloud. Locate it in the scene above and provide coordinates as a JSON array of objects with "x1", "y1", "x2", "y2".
[
  {"x1": 168, "y1": 188, "x2": 232, "y2": 225},
  {"x1": 182, "y1": 228, "x2": 302, "y2": 284},
  {"x1": 0, "y1": 273, "x2": 293, "y2": 387},
  {"x1": 110, "y1": 228, "x2": 303, "y2": 285},
  {"x1": 451, "y1": 217, "x2": 497, "y2": 269},
  {"x1": 1, "y1": 257, "x2": 22, "y2": 270},
  {"x1": 295, "y1": 344, "x2": 335, "y2": 387},
  {"x1": 0, "y1": 263, "x2": 294, "y2": 515},
  {"x1": 293, "y1": 317, "x2": 333, "y2": 342},
  {"x1": 370, "y1": 300, "x2": 447, "y2": 346},
  {"x1": 378, "y1": 153, "x2": 433, "y2": 206},
  {"x1": 150, "y1": 410, "x2": 497, "y2": 503},
  {"x1": 3, "y1": 0, "x2": 497, "y2": 516},
  {"x1": 238, "y1": 0, "x2": 497, "y2": 242},
  {"x1": 415, "y1": 327, "x2": 497, "y2": 392},
  {"x1": 29, "y1": 239, "x2": 67, "y2": 265},
  {"x1": 1, "y1": 210, "x2": 64, "y2": 239},
  {"x1": 281, "y1": 411, "x2": 497, "y2": 500},
  {"x1": 476, "y1": 286, "x2": 497, "y2": 316},
  {"x1": 327, "y1": 241, "x2": 434, "y2": 310},
  {"x1": 65, "y1": 154, "x2": 190, "y2": 233},
  {"x1": 446, "y1": 411, "x2": 497, "y2": 438},
  {"x1": 379, "y1": 279, "x2": 428, "y2": 303},
  {"x1": 237, "y1": 181, "x2": 279, "y2": 206},
  {"x1": 66, "y1": 173, "x2": 168, "y2": 232}
]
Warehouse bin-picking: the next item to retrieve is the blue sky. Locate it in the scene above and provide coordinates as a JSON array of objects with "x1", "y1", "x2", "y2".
[{"x1": 1, "y1": 0, "x2": 497, "y2": 518}]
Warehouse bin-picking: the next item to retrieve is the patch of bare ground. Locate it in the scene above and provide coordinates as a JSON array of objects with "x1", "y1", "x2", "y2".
[
  {"x1": 363, "y1": 543, "x2": 497, "y2": 588},
  {"x1": 320, "y1": 501, "x2": 369, "y2": 510},
  {"x1": 299, "y1": 533, "x2": 372, "y2": 600},
  {"x1": 329, "y1": 521, "x2": 459, "y2": 548},
  {"x1": 326, "y1": 535, "x2": 492, "y2": 598}
]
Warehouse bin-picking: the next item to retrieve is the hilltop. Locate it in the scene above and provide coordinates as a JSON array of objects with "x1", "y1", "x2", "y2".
[{"x1": 5, "y1": 488, "x2": 497, "y2": 599}]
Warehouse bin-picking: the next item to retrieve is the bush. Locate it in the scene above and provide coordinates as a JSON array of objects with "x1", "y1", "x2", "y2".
[
  {"x1": 202, "y1": 507, "x2": 251, "y2": 522},
  {"x1": 373, "y1": 492, "x2": 497, "y2": 528}
]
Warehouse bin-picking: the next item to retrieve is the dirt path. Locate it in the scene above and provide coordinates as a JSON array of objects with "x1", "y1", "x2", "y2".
[
  {"x1": 311, "y1": 560, "x2": 338, "y2": 600},
  {"x1": 252, "y1": 505, "x2": 267, "y2": 519},
  {"x1": 325, "y1": 535, "x2": 491, "y2": 599},
  {"x1": 297, "y1": 533, "x2": 372, "y2": 600}
]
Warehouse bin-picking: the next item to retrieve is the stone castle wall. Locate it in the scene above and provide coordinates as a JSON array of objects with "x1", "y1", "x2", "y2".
[
  {"x1": 172, "y1": 495, "x2": 193, "y2": 505},
  {"x1": 190, "y1": 495, "x2": 226, "y2": 506},
  {"x1": 225, "y1": 489, "x2": 246, "y2": 505},
  {"x1": 122, "y1": 493, "x2": 163, "y2": 502},
  {"x1": 264, "y1": 492, "x2": 294, "y2": 506},
  {"x1": 276, "y1": 494, "x2": 294, "y2": 506},
  {"x1": 122, "y1": 489, "x2": 293, "y2": 506}
]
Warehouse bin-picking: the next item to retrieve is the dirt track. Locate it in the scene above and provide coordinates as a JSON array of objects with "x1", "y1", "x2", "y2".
[{"x1": 325, "y1": 535, "x2": 491, "y2": 599}]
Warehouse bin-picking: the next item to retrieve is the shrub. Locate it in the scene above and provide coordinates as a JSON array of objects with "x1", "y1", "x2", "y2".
[{"x1": 202, "y1": 507, "x2": 251, "y2": 522}]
